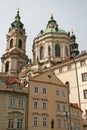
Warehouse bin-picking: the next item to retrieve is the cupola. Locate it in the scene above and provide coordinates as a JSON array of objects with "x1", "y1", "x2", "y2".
[
  {"x1": 70, "y1": 31, "x2": 79, "y2": 58},
  {"x1": 9, "y1": 9, "x2": 25, "y2": 31}
]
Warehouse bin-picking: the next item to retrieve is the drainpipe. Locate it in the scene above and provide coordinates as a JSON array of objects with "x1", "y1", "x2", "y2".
[{"x1": 73, "y1": 58, "x2": 81, "y2": 108}]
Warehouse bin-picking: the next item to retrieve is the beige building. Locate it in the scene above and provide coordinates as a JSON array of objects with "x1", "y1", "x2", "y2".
[
  {"x1": 0, "y1": 74, "x2": 28, "y2": 130},
  {"x1": 0, "y1": 70, "x2": 83, "y2": 130},
  {"x1": 26, "y1": 70, "x2": 83, "y2": 130}
]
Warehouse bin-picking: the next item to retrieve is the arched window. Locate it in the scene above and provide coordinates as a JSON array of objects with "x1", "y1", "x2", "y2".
[
  {"x1": 18, "y1": 39, "x2": 22, "y2": 49},
  {"x1": 10, "y1": 39, "x2": 13, "y2": 48},
  {"x1": 65, "y1": 81, "x2": 70, "y2": 94},
  {"x1": 51, "y1": 119, "x2": 54, "y2": 129},
  {"x1": 40, "y1": 46, "x2": 44, "y2": 60},
  {"x1": 5, "y1": 61, "x2": 9, "y2": 72},
  {"x1": 65, "y1": 46, "x2": 69, "y2": 57},
  {"x1": 55, "y1": 44, "x2": 60, "y2": 57},
  {"x1": 48, "y1": 45, "x2": 51, "y2": 56}
]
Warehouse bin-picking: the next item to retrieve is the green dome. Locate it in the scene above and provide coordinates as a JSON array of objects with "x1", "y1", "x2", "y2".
[
  {"x1": 37, "y1": 27, "x2": 67, "y2": 37},
  {"x1": 37, "y1": 14, "x2": 67, "y2": 37}
]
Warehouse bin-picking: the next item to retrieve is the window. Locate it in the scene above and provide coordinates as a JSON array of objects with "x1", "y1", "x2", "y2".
[
  {"x1": 5, "y1": 61, "x2": 9, "y2": 72},
  {"x1": 65, "y1": 81, "x2": 70, "y2": 94},
  {"x1": 18, "y1": 39, "x2": 22, "y2": 49},
  {"x1": 55, "y1": 44, "x2": 60, "y2": 57},
  {"x1": 56, "y1": 90, "x2": 59, "y2": 96},
  {"x1": 34, "y1": 101, "x2": 38, "y2": 109},
  {"x1": 8, "y1": 118, "x2": 14, "y2": 128},
  {"x1": 64, "y1": 118, "x2": 67, "y2": 128},
  {"x1": 17, "y1": 119, "x2": 22, "y2": 128},
  {"x1": 65, "y1": 46, "x2": 69, "y2": 57},
  {"x1": 43, "y1": 117, "x2": 47, "y2": 126},
  {"x1": 42, "y1": 102, "x2": 47, "y2": 109},
  {"x1": 83, "y1": 90, "x2": 87, "y2": 99},
  {"x1": 48, "y1": 45, "x2": 51, "y2": 56},
  {"x1": 43, "y1": 88, "x2": 46, "y2": 94},
  {"x1": 10, "y1": 39, "x2": 13, "y2": 48},
  {"x1": 19, "y1": 99, "x2": 23, "y2": 108},
  {"x1": 34, "y1": 87, "x2": 38, "y2": 93},
  {"x1": 57, "y1": 104, "x2": 60, "y2": 111},
  {"x1": 9, "y1": 98, "x2": 15, "y2": 108},
  {"x1": 82, "y1": 73, "x2": 87, "y2": 82},
  {"x1": 63, "y1": 105, "x2": 66, "y2": 112},
  {"x1": 62, "y1": 91, "x2": 65, "y2": 97},
  {"x1": 40, "y1": 46, "x2": 44, "y2": 60},
  {"x1": 58, "y1": 118, "x2": 61, "y2": 128},
  {"x1": 51, "y1": 119, "x2": 54, "y2": 129},
  {"x1": 33, "y1": 116, "x2": 38, "y2": 126},
  {"x1": 80, "y1": 60, "x2": 86, "y2": 67}
]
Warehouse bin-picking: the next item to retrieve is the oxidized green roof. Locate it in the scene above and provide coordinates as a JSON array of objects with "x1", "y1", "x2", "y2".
[
  {"x1": 37, "y1": 14, "x2": 67, "y2": 37},
  {"x1": 37, "y1": 27, "x2": 67, "y2": 37},
  {"x1": 9, "y1": 10, "x2": 24, "y2": 30}
]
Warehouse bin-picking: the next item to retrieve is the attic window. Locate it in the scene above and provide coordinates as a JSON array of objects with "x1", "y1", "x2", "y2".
[{"x1": 48, "y1": 75, "x2": 51, "y2": 78}]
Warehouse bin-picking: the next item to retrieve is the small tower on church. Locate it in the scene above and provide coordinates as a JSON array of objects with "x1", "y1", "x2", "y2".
[
  {"x1": 1, "y1": 10, "x2": 29, "y2": 77},
  {"x1": 70, "y1": 31, "x2": 79, "y2": 58}
]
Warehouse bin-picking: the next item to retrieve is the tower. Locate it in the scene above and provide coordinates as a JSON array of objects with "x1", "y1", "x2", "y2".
[
  {"x1": 70, "y1": 31, "x2": 79, "y2": 58},
  {"x1": 1, "y1": 10, "x2": 29, "y2": 77}
]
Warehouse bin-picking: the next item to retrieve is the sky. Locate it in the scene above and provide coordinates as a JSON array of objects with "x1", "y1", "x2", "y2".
[{"x1": 0, "y1": 0, "x2": 87, "y2": 68}]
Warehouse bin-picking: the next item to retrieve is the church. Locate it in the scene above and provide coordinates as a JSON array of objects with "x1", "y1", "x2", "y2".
[{"x1": 0, "y1": 10, "x2": 87, "y2": 129}]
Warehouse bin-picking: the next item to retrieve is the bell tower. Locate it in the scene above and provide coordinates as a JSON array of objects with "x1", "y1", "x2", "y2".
[
  {"x1": 1, "y1": 10, "x2": 29, "y2": 77},
  {"x1": 70, "y1": 31, "x2": 79, "y2": 58}
]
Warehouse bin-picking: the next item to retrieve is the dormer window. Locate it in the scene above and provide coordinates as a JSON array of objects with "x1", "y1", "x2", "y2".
[
  {"x1": 10, "y1": 39, "x2": 13, "y2": 48},
  {"x1": 18, "y1": 39, "x2": 22, "y2": 49}
]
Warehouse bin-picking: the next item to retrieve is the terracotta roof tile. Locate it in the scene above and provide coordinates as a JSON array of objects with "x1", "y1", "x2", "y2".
[
  {"x1": 6, "y1": 77, "x2": 23, "y2": 87},
  {"x1": 61, "y1": 57, "x2": 70, "y2": 63},
  {"x1": 70, "y1": 103, "x2": 82, "y2": 111}
]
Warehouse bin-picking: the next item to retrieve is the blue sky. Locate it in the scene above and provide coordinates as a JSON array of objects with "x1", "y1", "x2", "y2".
[{"x1": 0, "y1": 0, "x2": 87, "y2": 68}]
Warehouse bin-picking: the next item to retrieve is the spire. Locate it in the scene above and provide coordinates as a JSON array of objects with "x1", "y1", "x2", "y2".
[
  {"x1": 71, "y1": 29, "x2": 76, "y2": 43},
  {"x1": 9, "y1": 9, "x2": 24, "y2": 31},
  {"x1": 15, "y1": 8, "x2": 20, "y2": 22},
  {"x1": 50, "y1": 12, "x2": 54, "y2": 20}
]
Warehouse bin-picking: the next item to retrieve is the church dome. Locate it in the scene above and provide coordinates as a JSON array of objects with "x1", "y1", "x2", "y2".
[
  {"x1": 37, "y1": 28, "x2": 67, "y2": 37},
  {"x1": 37, "y1": 14, "x2": 67, "y2": 37}
]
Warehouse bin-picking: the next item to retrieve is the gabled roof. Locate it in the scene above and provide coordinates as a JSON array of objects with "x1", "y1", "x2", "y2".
[{"x1": 32, "y1": 70, "x2": 65, "y2": 86}]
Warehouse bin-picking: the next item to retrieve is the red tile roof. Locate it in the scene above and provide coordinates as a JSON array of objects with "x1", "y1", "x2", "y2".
[
  {"x1": 6, "y1": 77, "x2": 23, "y2": 87},
  {"x1": 61, "y1": 57, "x2": 70, "y2": 63},
  {"x1": 70, "y1": 103, "x2": 82, "y2": 111}
]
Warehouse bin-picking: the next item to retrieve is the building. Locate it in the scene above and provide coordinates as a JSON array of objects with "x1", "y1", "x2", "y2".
[
  {"x1": 0, "y1": 73, "x2": 28, "y2": 130},
  {"x1": 0, "y1": 69, "x2": 83, "y2": 130},
  {"x1": 70, "y1": 103, "x2": 83, "y2": 130},
  {"x1": 0, "y1": 10, "x2": 86, "y2": 129},
  {"x1": 26, "y1": 70, "x2": 83, "y2": 130}
]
